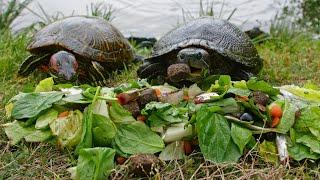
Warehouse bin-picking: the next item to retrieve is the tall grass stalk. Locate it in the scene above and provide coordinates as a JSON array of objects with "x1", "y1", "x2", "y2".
[
  {"x1": 0, "y1": 0, "x2": 32, "y2": 31},
  {"x1": 87, "y1": 2, "x2": 115, "y2": 21},
  {"x1": 181, "y1": 0, "x2": 237, "y2": 24}
]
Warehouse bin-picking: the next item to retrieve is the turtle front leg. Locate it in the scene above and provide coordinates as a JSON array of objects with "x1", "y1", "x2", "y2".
[
  {"x1": 137, "y1": 60, "x2": 167, "y2": 84},
  {"x1": 231, "y1": 69, "x2": 254, "y2": 81},
  {"x1": 18, "y1": 54, "x2": 51, "y2": 76}
]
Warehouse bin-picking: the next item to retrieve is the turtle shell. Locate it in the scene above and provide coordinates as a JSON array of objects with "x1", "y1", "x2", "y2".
[
  {"x1": 27, "y1": 16, "x2": 134, "y2": 64},
  {"x1": 147, "y1": 17, "x2": 263, "y2": 73}
]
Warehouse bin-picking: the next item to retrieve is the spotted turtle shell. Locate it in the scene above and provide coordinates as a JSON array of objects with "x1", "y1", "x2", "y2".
[
  {"x1": 27, "y1": 16, "x2": 134, "y2": 64},
  {"x1": 147, "y1": 17, "x2": 263, "y2": 73}
]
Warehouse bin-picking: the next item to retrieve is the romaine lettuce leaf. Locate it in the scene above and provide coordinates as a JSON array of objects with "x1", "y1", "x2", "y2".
[{"x1": 72, "y1": 147, "x2": 115, "y2": 180}]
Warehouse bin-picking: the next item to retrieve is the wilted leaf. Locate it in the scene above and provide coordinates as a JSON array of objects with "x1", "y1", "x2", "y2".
[
  {"x1": 24, "y1": 129, "x2": 52, "y2": 142},
  {"x1": 92, "y1": 100, "x2": 110, "y2": 118},
  {"x1": 3, "y1": 121, "x2": 36, "y2": 145},
  {"x1": 159, "y1": 141, "x2": 185, "y2": 161},
  {"x1": 50, "y1": 110, "x2": 83, "y2": 149},
  {"x1": 258, "y1": 141, "x2": 279, "y2": 165},
  {"x1": 5, "y1": 103, "x2": 13, "y2": 118}
]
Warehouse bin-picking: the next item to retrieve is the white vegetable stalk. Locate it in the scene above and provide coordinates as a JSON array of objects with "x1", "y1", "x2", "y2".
[
  {"x1": 162, "y1": 123, "x2": 193, "y2": 143},
  {"x1": 276, "y1": 134, "x2": 289, "y2": 165}
]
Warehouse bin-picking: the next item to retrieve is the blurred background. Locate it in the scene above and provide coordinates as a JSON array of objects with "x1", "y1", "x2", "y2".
[{"x1": 10, "y1": 0, "x2": 286, "y2": 38}]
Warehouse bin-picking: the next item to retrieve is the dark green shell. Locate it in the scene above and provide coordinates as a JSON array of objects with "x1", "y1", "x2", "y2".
[
  {"x1": 147, "y1": 17, "x2": 263, "y2": 73},
  {"x1": 27, "y1": 16, "x2": 134, "y2": 64}
]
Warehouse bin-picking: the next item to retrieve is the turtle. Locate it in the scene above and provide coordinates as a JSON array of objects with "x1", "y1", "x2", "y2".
[
  {"x1": 137, "y1": 17, "x2": 263, "y2": 85},
  {"x1": 18, "y1": 16, "x2": 134, "y2": 85}
]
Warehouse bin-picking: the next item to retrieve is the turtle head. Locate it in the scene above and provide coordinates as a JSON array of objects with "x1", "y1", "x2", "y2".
[
  {"x1": 166, "y1": 48, "x2": 210, "y2": 83},
  {"x1": 177, "y1": 48, "x2": 210, "y2": 70},
  {"x1": 49, "y1": 51, "x2": 78, "y2": 82}
]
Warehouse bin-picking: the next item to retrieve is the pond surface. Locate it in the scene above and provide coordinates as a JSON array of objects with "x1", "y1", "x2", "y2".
[{"x1": 14, "y1": 0, "x2": 284, "y2": 38}]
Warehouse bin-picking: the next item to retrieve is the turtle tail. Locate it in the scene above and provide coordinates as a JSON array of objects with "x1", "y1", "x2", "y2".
[{"x1": 18, "y1": 54, "x2": 51, "y2": 76}]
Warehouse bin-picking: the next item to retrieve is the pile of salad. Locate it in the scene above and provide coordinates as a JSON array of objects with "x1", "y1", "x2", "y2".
[{"x1": 3, "y1": 76, "x2": 320, "y2": 179}]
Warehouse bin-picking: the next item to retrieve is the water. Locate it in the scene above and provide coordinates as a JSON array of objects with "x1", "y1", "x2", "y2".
[{"x1": 14, "y1": 0, "x2": 284, "y2": 38}]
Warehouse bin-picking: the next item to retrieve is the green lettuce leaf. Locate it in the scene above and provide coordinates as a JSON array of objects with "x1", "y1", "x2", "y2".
[
  {"x1": 35, "y1": 109, "x2": 58, "y2": 129},
  {"x1": 288, "y1": 143, "x2": 320, "y2": 161},
  {"x1": 74, "y1": 147, "x2": 115, "y2": 180},
  {"x1": 208, "y1": 75, "x2": 232, "y2": 98},
  {"x1": 50, "y1": 110, "x2": 83, "y2": 149},
  {"x1": 296, "y1": 134, "x2": 320, "y2": 154},
  {"x1": 109, "y1": 102, "x2": 136, "y2": 124},
  {"x1": 231, "y1": 123, "x2": 252, "y2": 153},
  {"x1": 75, "y1": 107, "x2": 93, "y2": 155},
  {"x1": 114, "y1": 121, "x2": 165, "y2": 155},
  {"x1": 309, "y1": 127, "x2": 320, "y2": 141},
  {"x1": 62, "y1": 94, "x2": 91, "y2": 104},
  {"x1": 11, "y1": 92, "x2": 64, "y2": 119},
  {"x1": 294, "y1": 106, "x2": 320, "y2": 134},
  {"x1": 275, "y1": 99, "x2": 296, "y2": 134},
  {"x1": 246, "y1": 78, "x2": 279, "y2": 96},
  {"x1": 142, "y1": 102, "x2": 189, "y2": 128},
  {"x1": 227, "y1": 80, "x2": 251, "y2": 96},
  {"x1": 35, "y1": 77, "x2": 54, "y2": 92},
  {"x1": 196, "y1": 107, "x2": 241, "y2": 163},
  {"x1": 113, "y1": 79, "x2": 149, "y2": 93},
  {"x1": 92, "y1": 114, "x2": 117, "y2": 147},
  {"x1": 205, "y1": 98, "x2": 242, "y2": 114}
]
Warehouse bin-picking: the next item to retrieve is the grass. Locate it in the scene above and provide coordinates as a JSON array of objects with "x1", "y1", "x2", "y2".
[
  {"x1": 257, "y1": 23, "x2": 320, "y2": 86},
  {"x1": 0, "y1": 0, "x2": 33, "y2": 30}
]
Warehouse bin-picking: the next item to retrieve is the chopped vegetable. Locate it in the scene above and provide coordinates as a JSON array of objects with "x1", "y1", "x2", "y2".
[
  {"x1": 137, "y1": 115, "x2": 146, "y2": 122},
  {"x1": 183, "y1": 141, "x2": 193, "y2": 155},
  {"x1": 116, "y1": 156, "x2": 127, "y2": 165},
  {"x1": 270, "y1": 104, "x2": 283, "y2": 118},
  {"x1": 271, "y1": 117, "x2": 281, "y2": 128},
  {"x1": 154, "y1": 88, "x2": 161, "y2": 97},
  {"x1": 58, "y1": 111, "x2": 70, "y2": 118}
]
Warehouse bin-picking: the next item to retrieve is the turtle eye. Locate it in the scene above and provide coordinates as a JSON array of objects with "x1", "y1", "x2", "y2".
[{"x1": 196, "y1": 52, "x2": 202, "y2": 59}]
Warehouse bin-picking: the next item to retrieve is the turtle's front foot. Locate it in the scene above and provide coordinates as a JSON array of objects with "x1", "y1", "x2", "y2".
[
  {"x1": 232, "y1": 69, "x2": 254, "y2": 81},
  {"x1": 137, "y1": 61, "x2": 166, "y2": 82}
]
